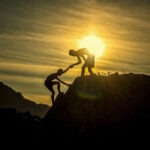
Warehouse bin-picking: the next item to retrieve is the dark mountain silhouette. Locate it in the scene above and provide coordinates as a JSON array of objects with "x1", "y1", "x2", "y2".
[
  {"x1": 0, "y1": 73, "x2": 150, "y2": 145},
  {"x1": 0, "y1": 82, "x2": 49, "y2": 118},
  {"x1": 0, "y1": 107, "x2": 40, "y2": 146}
]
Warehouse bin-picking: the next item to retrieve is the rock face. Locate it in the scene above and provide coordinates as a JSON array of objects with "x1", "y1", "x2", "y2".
[
  {"x1": 45, "y1": 74, "x2": 150, "y2": 133},
  {"x1": 0, "y1": 82, "x2": 49, "y2": 118},
  {"x1": 0, "y1": 73, "x2": 150, "y2": 144}
]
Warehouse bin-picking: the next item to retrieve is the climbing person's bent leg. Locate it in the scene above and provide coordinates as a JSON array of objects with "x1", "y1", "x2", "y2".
[
  {"x1": 57, "y1": 82, "x2": 61, "y2": 93},
  {"x1": 51, "y1": 89, "x2": 55, "y2": 105},
  {"x1": 44, "y1": 80, "x2": 55, "y2": 104},
  {"x1": 52, "y1": 81, "x2": 61, "y2": 93}
]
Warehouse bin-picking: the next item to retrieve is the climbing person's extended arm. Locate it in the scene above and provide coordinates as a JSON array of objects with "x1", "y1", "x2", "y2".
[
  {"x1": 56, "y1": 77, "x2": 70, "y2": 86},
  {"x1": 63, "y1": 66, "x2": 71, "y2": 74}
]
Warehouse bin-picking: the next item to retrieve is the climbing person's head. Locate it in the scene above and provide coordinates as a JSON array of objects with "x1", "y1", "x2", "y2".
[
  {"x1": 69, "y1": 49, "x2": 76, "y2": 56},
  {"x1": 57, "y1": 69, "x2": 63, "y2": 76}
]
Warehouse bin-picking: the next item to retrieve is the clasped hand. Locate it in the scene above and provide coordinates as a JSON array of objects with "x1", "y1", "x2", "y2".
[{"x1": 69, "y1": 64, "x2": 74, "y2": 68}]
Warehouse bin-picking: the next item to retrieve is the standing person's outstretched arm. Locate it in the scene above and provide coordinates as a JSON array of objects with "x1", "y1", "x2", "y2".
[{"x1": 70, "y1": 56, "x2": 82, "y2": 68}]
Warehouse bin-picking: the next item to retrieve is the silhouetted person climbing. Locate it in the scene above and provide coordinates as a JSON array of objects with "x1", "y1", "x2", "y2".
[
  {"x1": 69, "y1": 48, "x2": 95, "y2": 76},
  {"x1": 44, "y1": 67, "x2": 70, "y2": 105}
]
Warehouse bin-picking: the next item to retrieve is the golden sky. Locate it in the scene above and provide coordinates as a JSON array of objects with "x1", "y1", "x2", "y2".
[{"x1": 0, "y1": 0, "x2": 150, "y2": 105}]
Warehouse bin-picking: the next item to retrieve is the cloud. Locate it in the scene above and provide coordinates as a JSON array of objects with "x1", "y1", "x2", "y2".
[{"x1": 0, "y1": 0, "x2": 150, "y2": 104}]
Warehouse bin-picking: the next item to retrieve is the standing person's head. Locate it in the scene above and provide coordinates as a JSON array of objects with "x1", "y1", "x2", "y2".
[
  {"x1": 57, "y1": 69, "x2": 63, "y2": 76},
  {"x1": 69, "y1": 49, "x2": 77, "y2": 56}
]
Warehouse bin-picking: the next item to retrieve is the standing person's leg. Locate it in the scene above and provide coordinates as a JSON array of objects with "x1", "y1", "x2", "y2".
[
  {"x1": 87, "y1": 54, "x2": 95, "y2": 76},
  {"x1": 88, "y1": 67, "x2": 94, "y2": 75},
  {"x1": 81, "y1": 64, "x2": 86, "y2": 76}
]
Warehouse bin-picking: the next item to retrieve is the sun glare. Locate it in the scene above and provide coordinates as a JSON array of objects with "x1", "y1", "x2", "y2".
[{"x1": 79, "y1": 35, "x2": 105, "y2": 58}]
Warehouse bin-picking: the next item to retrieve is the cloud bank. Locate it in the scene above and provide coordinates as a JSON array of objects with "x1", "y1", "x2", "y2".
[{"x1": 0, "y1": 0, "x2": 150, "y2": 105}]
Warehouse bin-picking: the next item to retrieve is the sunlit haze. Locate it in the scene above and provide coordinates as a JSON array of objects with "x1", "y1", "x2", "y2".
[
  {"x1": 79, "y1": 34, "x2": 105, "y2": 58},
  {"x1": 0, "y1": 0, "x2": 149, "y2": 105}
]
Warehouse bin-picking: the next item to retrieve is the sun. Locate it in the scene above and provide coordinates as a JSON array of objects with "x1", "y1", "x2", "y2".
[{"x1": 78, "y1": 34, "x2": 105, "y2": 58}]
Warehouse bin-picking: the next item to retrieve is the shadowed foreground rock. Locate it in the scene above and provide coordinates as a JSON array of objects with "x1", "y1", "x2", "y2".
[
  {"x1": 44, "y1": 73, "x2": 150, "y2": 137},
  {"x1": 0, "y1": 73, "x2": 150, "y2": 145}
]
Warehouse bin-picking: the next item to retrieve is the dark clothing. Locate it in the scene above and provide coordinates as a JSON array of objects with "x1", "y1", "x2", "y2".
[
  {"x1": 44, "y1": 80, "x2": 53, "y2": 91},
  {"x1": 76, "y1": 48, "x2": 89, "y2": 55},
  {"x1": 84, "y1": 54, "x2": 95, "y2": 68},
  {"x1": 44, "y1": 73, "x2": 60, "y2": 91},
  {"x1": 77, "y1": 48, "x2": 95, "y2": 68}
]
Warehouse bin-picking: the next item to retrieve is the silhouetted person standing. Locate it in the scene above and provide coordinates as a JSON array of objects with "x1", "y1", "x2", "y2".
[
  {"x1": 44, "y1": 68, "x2": 70, "y2": 105},
  {"x1": 69, "y1": 48, "x2": 95, "y2": 76}
]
